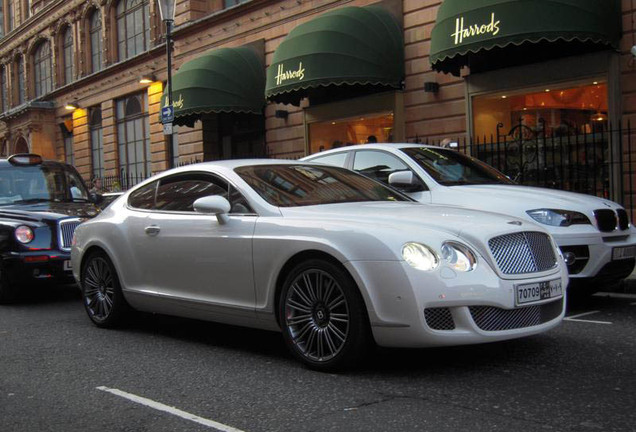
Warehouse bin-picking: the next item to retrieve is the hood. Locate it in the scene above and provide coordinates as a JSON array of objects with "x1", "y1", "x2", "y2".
[
  {"x1": 279, "y1": 201, "x2": 543, "y2": 243},
  {"x1": 0, "y1": 202, "x2": 101, "y2": 222},
  {"x1": 433, "y1": 184, "x2": 620, "y2": 216}
]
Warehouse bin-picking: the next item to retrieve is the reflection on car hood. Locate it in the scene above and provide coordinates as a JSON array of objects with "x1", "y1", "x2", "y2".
[
  {"x1": 280, "y1": 201, "x2": 539, "y2": 241},
  {"x1": 0, "y1": 202, "x2": 101, "y2": 221},
  {"x1": 436, "y1": 184, "x2": 620, "y2": 213}
]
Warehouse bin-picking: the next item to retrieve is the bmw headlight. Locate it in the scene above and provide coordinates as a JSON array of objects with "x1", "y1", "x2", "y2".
[
  {"x1": 527, "y1": 209, "x2": 590, "y2": 227},
  {"x1": 441, "y1": 242, "x2": 477, "y2": 272},
  {"x1": 402, "y1": 242, "x2": 438, "y2": 271}
]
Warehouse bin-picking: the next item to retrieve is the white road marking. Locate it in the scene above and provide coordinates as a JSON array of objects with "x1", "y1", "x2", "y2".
[
  {"x1": 566, "y1": 311, "x2": 601, "y2": 319},
  {"x1": 96, "y1": 386, "x2": 245, "y2": 432},
  {"x1": 564, "y1": 310, "x2": 612, "y2": 325}
]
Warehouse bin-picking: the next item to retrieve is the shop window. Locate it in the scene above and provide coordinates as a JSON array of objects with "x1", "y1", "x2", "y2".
[
  {"x1": 116, "y1": 0, "x2": 150, "y2": 62},
  {"x1": 308, "y1": 112, "x2": 394, "y2": 154},
  {"x1": 472, "y1": 81, "x2": 610, "y2": 195},
  {"x1": 473, "y1": 82, "x2": 608, "y2": 139},
  {"x1": 33, "y1": 40, "x2": 52, "y2": 97},
  {"x1": 62, "y1": 118, "x2": 74, "y2": 165},
  {"x1": 62, "y1": 26, "x2": 73, "y2": 85},
  {"x1": 116, "y1": 93, "x2": 151, "y2": 180},
  {"x1": 89, "y1": 107, "x2": 104, "y2": 179},
  {"x1": 89, "y1": 9, "x2": 102, "y2": 73}
]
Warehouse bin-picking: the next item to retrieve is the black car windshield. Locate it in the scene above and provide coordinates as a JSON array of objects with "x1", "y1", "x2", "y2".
[
  {"x1": 0, "y1": 164, "x2": 89, "y2": 206},
  {"x1": 401, "y1": 147, "x2": 514, "y2": 186},
  {"x1": 235, "y1": 164, "x2": 410, "y2": 207}
]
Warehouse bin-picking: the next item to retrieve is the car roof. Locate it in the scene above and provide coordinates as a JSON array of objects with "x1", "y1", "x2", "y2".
[{"x1": 302, "y1": 143, "x2": 439, "y2": 158}]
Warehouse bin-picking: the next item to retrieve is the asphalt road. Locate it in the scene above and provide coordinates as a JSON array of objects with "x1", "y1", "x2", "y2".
[{"x1": 1, "y1": 286, "x2": 634, "y2": 432}]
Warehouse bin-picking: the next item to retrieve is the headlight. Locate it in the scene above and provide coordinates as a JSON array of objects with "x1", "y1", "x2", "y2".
[
  {"x1": 15, "y1": 226, "x2": 34, "y2": 244},
  {"x1": 527, "y1": 209, "x2": 590, "y2": 227},
  {"x1": 402, "y1": 242, "x2": 438, "y2": 271},
  {"x1": 441, "y1": 242, "x2": 477, "y2": 272}
]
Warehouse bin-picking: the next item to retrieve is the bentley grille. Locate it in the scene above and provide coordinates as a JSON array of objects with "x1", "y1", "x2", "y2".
[
  {"x1": 58, "y1": 218, "x2": 82, "y2": 251},
  {"x1": 488, "y1": 231, "x2": 557, "y2": 275},
  {"x1": 469, "y1": 299, "x2": 563, "y2": 331}
]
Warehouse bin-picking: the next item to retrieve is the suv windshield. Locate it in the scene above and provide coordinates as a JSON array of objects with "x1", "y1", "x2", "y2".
[
  {"x1": 401, "y1": 147, "x2": 514, "y2": 186},
  {"x1": 0, "y1": 164, "x2": 89, "y2": 206},
  {"x1": 236, "y1": 164, "x2": 410, "y2": 207}
]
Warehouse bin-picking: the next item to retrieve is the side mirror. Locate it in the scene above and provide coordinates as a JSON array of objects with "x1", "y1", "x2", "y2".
[
  {"x1": 388, "y1": 171, "x2": 425, "y2": 192},
  {"x1": 193, "y1": 195, "x2": 231, "y2": 224}
]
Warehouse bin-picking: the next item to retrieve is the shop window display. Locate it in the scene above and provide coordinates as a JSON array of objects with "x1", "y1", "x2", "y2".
[{"x1": 308, "y1": 112, "x2": 394, "y2": 154}]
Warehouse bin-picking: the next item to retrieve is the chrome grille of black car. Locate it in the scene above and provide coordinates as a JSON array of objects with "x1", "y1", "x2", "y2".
[
  {"x1": 424, "y1": 308, "x2": 455, "y2": 330},
  {"x1": 469, "y1": 299, "x2": 563, "y2": 331},
  {"x1": 488, "y1": 232, "x2": 557, "y2": 275},
  {"x1": 58, "y1": 218, "x2": 81, "y2": 251}
]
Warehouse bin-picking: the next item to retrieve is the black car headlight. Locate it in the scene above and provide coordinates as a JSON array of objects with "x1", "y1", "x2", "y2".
[
  {"x1": 527, "y1": 209, "x2": 591, "y2": 227},
  {"x1": 15, "y1": 225, "x2": 35, "y2": 244}
]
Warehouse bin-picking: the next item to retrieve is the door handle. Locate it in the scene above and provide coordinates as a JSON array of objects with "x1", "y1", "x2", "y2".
[{"x1": 144, "y1": 225, "x2": 161, "y2": 236}]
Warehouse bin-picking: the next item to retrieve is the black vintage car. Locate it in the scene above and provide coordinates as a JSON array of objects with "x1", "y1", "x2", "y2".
[{"x1": 0, "y1": 154, "x2": 101, "y2": 303}]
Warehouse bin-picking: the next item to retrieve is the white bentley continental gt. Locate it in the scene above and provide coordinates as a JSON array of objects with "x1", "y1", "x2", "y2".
[{"x1": 71, "y1": 161, "x2": 568, "y2": 371}]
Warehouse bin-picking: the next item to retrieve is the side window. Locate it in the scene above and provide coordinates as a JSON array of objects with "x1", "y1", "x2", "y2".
[
  {"x1": 352, "y1": 151, "x2": 410, "y2": 184},
  {"x1": 308, "y1": 152, "x2": 348, "y2": 168},
  {"x1": 156, "y1": 174, "x2": 227, "y2": 212},
  {"x1": 228, "y1": 184, "x2": 254, "y2": 214},
  {"x1": 128, "y1": 181, "x2": 158, "y2": 209}
]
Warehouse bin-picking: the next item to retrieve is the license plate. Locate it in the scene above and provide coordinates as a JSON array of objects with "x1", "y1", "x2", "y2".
[
  {"x1": 612, "y1": 246, "x2": 636, "y2": 260},
  {"x1": 515, "y1": 279, "x2": 562, "y2": 306},
  {"x1": 63, "y1": 260, "x2": 72, "y2": 271}
]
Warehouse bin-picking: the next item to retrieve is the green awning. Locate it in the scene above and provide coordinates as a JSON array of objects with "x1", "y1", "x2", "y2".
[
  {"x1": 430, "y1": 0, "x2": 622, "y2": 76},
  {"x1": 164, "y1": 46, "x2": 265, "y2": 126},
  {"x1": 265, "y1": 5, "x2": 404, "y2": 106}
]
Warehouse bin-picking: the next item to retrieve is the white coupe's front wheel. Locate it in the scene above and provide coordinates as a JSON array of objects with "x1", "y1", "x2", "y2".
[{"x1": 280, "y1": 259, "x2": 370, "y2": 371}]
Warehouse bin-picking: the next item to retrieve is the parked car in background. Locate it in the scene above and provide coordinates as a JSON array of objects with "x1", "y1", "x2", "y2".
[
  {"x1": 72, "y1": 160, "x2": 567, "y2": 371},
  {"x1": 302, "y1": 144, "x2": 636, "y2": 295},
  {"x1": 0, "y1": 154, "x2": 101, "y2": 303}
]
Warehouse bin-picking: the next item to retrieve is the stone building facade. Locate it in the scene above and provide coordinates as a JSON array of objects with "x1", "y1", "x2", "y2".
[{"x1": 0, "y1": 0, "x2": 634, "y2": 205}]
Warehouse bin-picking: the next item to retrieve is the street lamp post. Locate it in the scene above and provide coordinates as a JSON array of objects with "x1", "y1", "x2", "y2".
[{"x1": 157, "y1": 0, "x2": 177, "y2": 169}]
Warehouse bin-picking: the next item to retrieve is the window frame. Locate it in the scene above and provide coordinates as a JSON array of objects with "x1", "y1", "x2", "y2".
[
  {"x1": 89, "y1": 8, "x2": 103, "y2": 73},
  {"x1": 116, "y1": 0, "x2": 150, "y2": 62},
  {"x1": 33, "y1": 40, "x2": 52, "y2": 98},
  {"x1": 89, "y1": 106, "x2": 104, "y2": 179},
  {"x1": 62, "y1": 25, "x2": 74, "y2": 85}
]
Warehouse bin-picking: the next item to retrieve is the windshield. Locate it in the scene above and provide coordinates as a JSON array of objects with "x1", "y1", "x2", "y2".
[
  {"x1": 235, "y1": 164, "x2": 410, "y2": 207},
  {"x1": 0, "y1": 164, "x2": 90, "y2": 206},
  {"x1": 401, "y1": 147, "x2": 514, "y2": 186}
]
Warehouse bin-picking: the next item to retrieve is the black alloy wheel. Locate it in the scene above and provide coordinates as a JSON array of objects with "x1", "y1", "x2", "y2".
[
  {"x1": 280, "y1": 259, "x2": 371, "y2": 371},
  {"x1": 81, "y1": 251, "x2": 130, "y2": 327}
]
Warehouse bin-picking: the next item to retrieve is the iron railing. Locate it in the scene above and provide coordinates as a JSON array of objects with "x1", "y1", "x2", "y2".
[{"x1": 423, "y1": 120, "x2": 635, "y2": 219}]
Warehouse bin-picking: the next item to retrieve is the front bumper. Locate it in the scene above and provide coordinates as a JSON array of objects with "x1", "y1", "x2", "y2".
[
  {"x1": 2, "y1": 251, "x2": 75, "y2": 285},
  {"x1": 344, "y1": 258, "x2": 568, "y2": 348}
]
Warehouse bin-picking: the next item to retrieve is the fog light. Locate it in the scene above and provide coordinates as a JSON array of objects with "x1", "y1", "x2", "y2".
[{"x1": 563, "y1": 251, "x2": 576, "y2": 266}]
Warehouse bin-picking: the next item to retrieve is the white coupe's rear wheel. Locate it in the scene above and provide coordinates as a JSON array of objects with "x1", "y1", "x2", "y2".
[
  {"x1": 81, "y1": 251, "x2": 129, "y2": 327},
  {"x1": 280, "y1": 259, "x2": 370, "y2": 371}
]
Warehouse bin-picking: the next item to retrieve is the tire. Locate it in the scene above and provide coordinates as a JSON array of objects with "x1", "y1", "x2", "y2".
[
  {"x1": 0, "y1": 263, "x2": 18, "y2": 304},
  {"x1": 279, "y1": 259, "x2": 371, "y2": 371},
  {"x1": 81, "y1": 250, "x2": 130, "y2": 328}
]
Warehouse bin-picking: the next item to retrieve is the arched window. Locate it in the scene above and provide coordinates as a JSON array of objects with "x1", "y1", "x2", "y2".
[
  {"x1": 15, "y1": 137, "x2": 28, "y2": 154},
  {"x1": 89, "y1": 106, "x2": 104, "y2": 179},
  {"x1": 34, "y1": 40, "x2": 52, "y2": 97},
  {"x1": 62, "y1": 26, "x2": 74, "y2": 85},
  {"x1": 116, "y1": 0, "x2": 150, "y2": 61},
  {"x1": 16, "y1": 56, "x2": 25, "y2": 104},
  {"x1": 89, "y1": 9, "x2": 103, "y2": 73}
]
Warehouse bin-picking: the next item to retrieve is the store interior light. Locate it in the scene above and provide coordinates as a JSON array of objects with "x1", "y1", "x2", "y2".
[
  {"x1": 64, "y1": 101, "x2": 79, "y2": 110},
  {"x1": 139, "y1": 74, "x2": 156, "y2": 84}
]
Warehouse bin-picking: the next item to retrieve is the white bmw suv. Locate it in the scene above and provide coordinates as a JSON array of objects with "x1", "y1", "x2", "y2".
[{"x1": 302, "y1": 143, "x2": 636, "y2": 295}]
